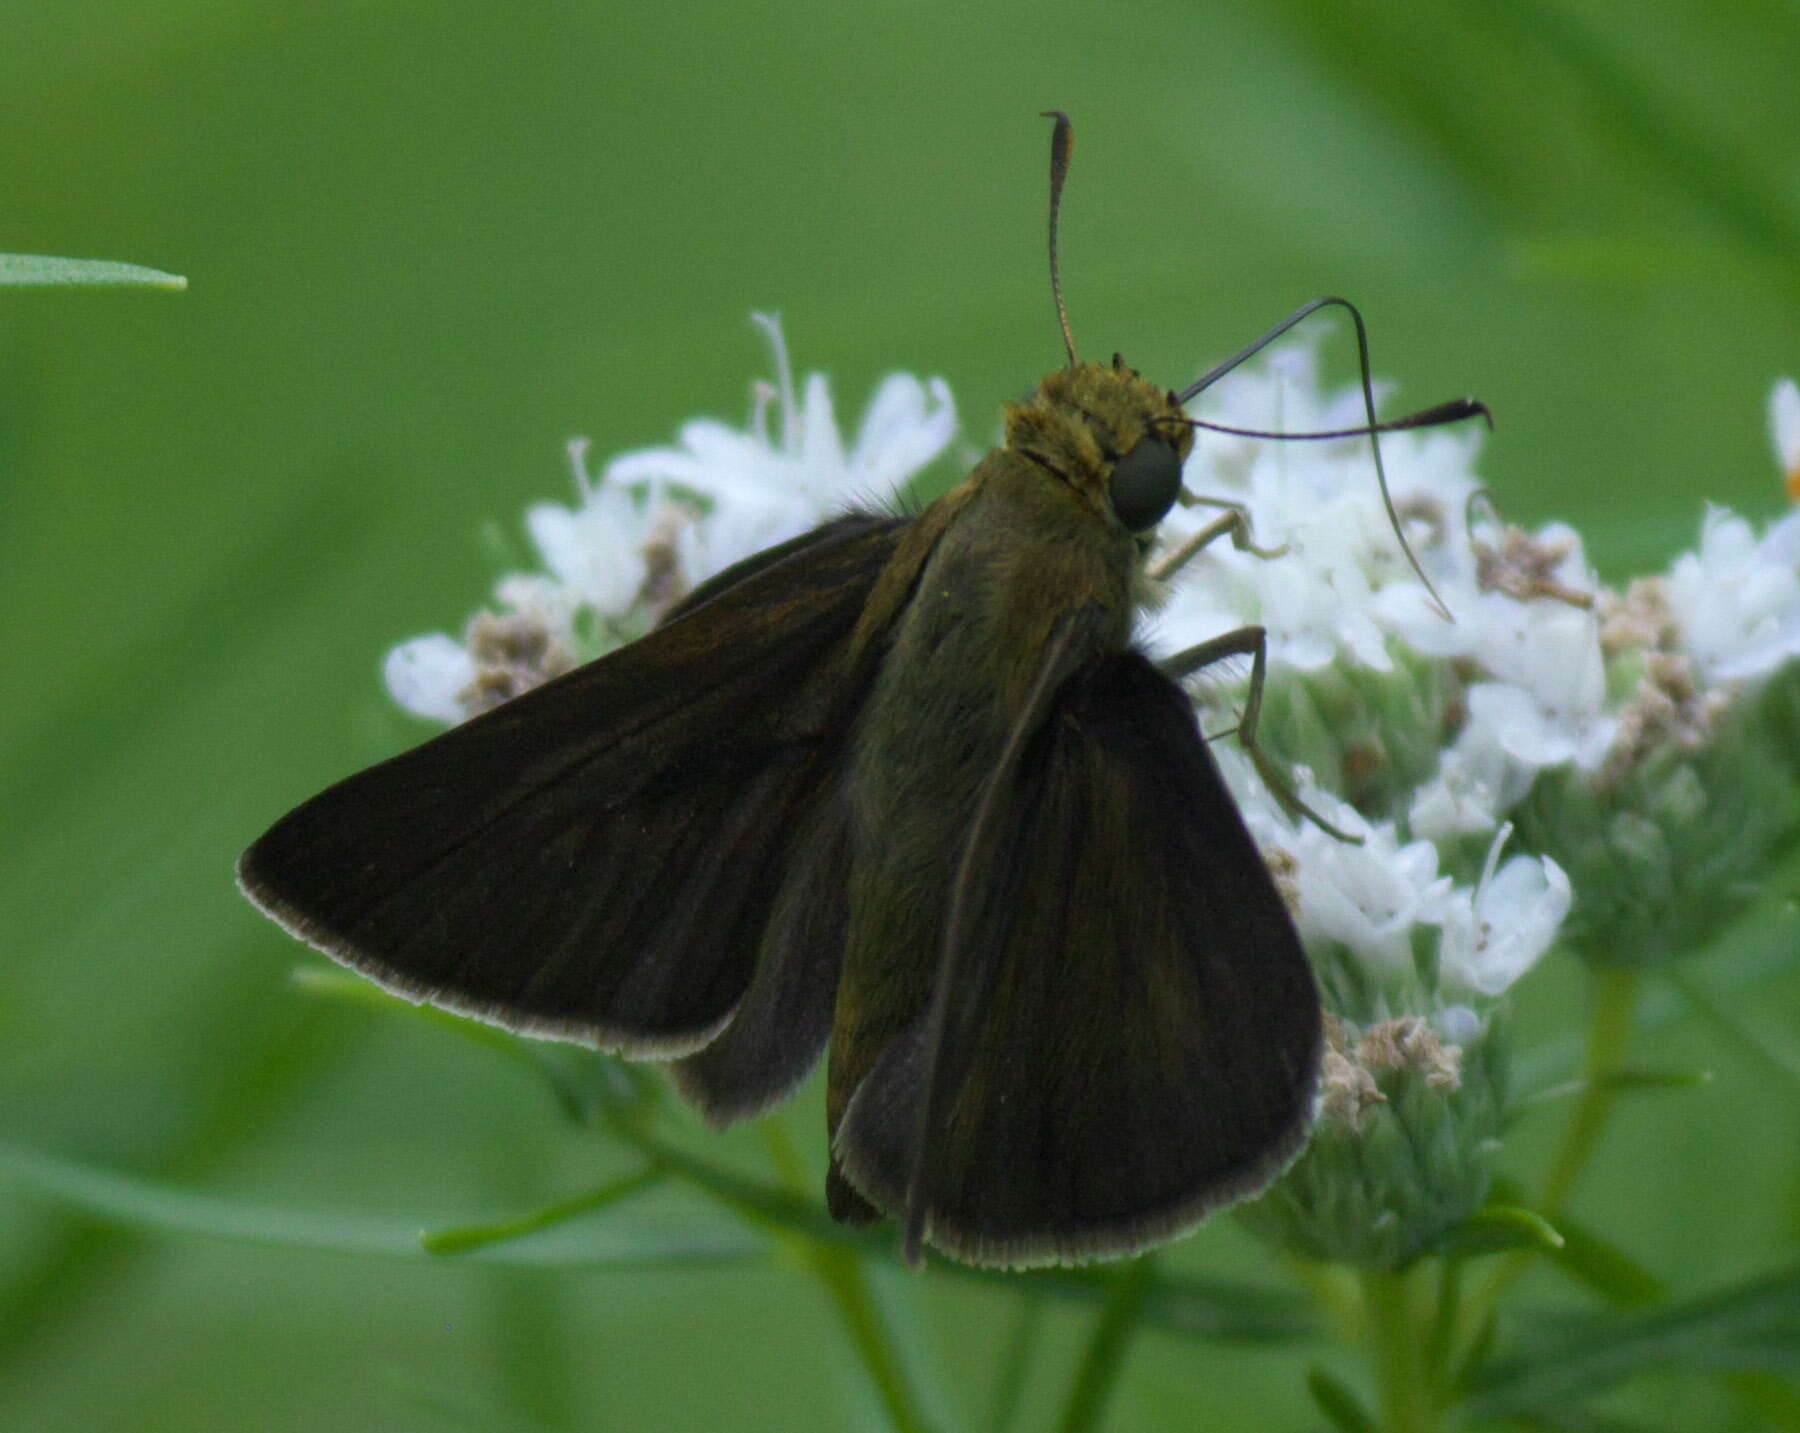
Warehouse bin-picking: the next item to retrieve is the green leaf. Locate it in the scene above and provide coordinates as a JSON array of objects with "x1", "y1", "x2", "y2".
[
  {"x1": 1465, "y1": 1264, "x2": 1800, "y2": 1418},
  {"x1": 1433, "y1": 1204, "x2": 1565, "y2": 1258},
  {"x1": 0, "y1": 1133, "x2": 1309, "y2": 1341},
  {"x1": 1542, "y1": 1210, "x2": 1666, "y2": 1306},
  {"x1": 1480, "y1": 1177, "x2": 1663, "y2": 1305},
  {"x1": 1503, "y1": 1404, "x2": 1681, "y2": 1433},
  {"x1": 1306, "y1": 1366, "x2": 1380, "y2": 1433},
  {"x1": 0, "y1": 1137, "x2": 755, "y2": 1268},
  {"x1": 0, "y1": 253, "x2": 187, "y2": 288},
  {"x1": 421, "y1": 1166, "x2": 666, "y2": 1254},
  {"x1": 1593, "y1": 1066, "x2": 1714, "y2": 1094}
]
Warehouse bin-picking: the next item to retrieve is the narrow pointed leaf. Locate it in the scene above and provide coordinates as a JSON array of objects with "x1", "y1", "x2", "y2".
[
  {"x1": 1434, "y1": 1204, "x2": 1565, "y2": 1258},
  {"x1": 0, "y1": 1138, "x2": 754, "y2": 1268},
  {"x1": 1466, "y1": 1265, "x2": 1800, "y2": 1417},
  {"x1": 0, "y1": 253, "x2": 187, "y2": 288}
]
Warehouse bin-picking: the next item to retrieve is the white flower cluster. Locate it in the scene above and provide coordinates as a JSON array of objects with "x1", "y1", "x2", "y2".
[
  {"x1": 1155, "y1": 342, "x2": 1567, "y2": 1009},
  {"x1": 1238, "y1": 760, "x2": 1571, "y2": 1038},
  {"x1": 384, "y1": 313, "x2": 956, "y2": 722},
  {"x1": 1161, "y1": 344, "x2": 1800, "y2": 1003}
]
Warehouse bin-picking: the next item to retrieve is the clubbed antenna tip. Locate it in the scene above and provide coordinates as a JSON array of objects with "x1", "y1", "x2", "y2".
[{"x1": 1040, "y1": 110, "x2": 1078, "y2": 366}]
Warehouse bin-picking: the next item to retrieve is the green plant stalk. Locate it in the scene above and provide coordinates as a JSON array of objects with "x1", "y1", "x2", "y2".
[
  {"x1": 291, "y1": 962, "x2": 1317, "y2": 1337},
  {"x1": 757, "y1": 1120, "x2": 941, "y2": 1433},
  {"x1": 1056, "y1": 1255, "x2": 1154, "y2": 1433},
  {"x1": 0, "y1": 1131, "x2": 1310, "y2": 1336},
  {"x1": 1361, "y1": 1265, "x2": 1438, "y2": 1433},
  {"x1": 1451, "y1": 964, "x2": 1641, "y2": 1381},
  {"x1": 1538, "y1": 966, "x2": 1641, "y2": 1215}
]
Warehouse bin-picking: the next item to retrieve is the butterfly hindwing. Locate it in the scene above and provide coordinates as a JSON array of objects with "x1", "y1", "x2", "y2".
[
  {"x1": 835, "y1": 648, "x2": 1322, "y2": 1268},
  {"x1": 240, "y1": 514, "x2": 908, "y2": 1068},
  {"x1": 671, "y1": 786, "x2": 855, "y2": 1122}
]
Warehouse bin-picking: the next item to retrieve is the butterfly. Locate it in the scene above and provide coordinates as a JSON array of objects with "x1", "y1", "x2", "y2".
[{"x1": 239, "y1": 113, "x2": 1483, "y2": 1269}]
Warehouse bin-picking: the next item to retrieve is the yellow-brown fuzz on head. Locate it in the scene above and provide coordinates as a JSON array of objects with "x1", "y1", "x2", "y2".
[{"x1": 1002, "y1": 360, "x2": 1195, "y2": 518}]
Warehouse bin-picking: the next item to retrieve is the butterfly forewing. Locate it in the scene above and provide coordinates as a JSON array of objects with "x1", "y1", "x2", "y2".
[{"x1": 240, "y1": 514, "x2": 909, "y2": 1063}]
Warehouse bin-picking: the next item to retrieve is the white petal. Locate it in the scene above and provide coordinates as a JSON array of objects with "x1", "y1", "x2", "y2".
[
  {"x1": 1769, "y1": 377, "x2": 1800, "y2": 477},
  {"x1": 1407, "y1": 724, "x2": 1530, "y2": 837},
  {"x1": 383, "y1": 634, "x2": 475, "y2": 724},
  {"x1": 1256, "y1": 788, "x2": 1453, "y2": 978},
  {"x1": 796, "y1": 372, "x2": 847, "y2": 491},
  {"x1": 1439, "y1": 854, "x2": 1569, "y2": 997},
  {"x1": 1465, "y1": 680, "x2": 1617, "y2": 770},
  {"x1": 1668, "y1": 505, "x2": 1800, "y2": 682},
  {"x1": 851, "y1": 373, "x2": 957, "y2": 491},
  {"x1": 1763, "y1": 507, "x2": 1800, "y2": 567},
  {"x1": 524, "y1": 501, "x2": 647, "y2": 614},
  {"x1": 681, "y1": 492, "x2": 806, "y2": 579}
]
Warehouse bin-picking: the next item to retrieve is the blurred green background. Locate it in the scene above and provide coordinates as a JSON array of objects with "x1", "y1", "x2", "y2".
[{"x1": 4, "y1": 3, "x2": 1798, "y2": 1430}]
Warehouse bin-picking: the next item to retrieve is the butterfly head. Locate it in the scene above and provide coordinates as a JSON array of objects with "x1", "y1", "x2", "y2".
[{"x1": 1003, "y1": 357, "x2": 1194, "y2": 533}]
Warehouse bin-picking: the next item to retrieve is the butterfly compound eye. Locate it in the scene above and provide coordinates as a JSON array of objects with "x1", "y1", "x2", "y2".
[{"x1": 1108, "y1": 435, "x2": 1182, "y2": 531}]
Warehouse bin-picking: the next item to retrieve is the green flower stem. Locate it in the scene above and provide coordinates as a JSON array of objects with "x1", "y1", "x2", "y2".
[
  {"x1": 1055, "y1": 1255, "x2": 1153, "y2": 1433},
  {"x1": 1360, "y1": 1265, "x2": 1438, "y2": 1433},
  {"x1": 1451, "y1": 964, "x2": 1641, "y2": 1381},
  {"x1": 592, "y1": 1116, "x2": 1311, "y2": 1340},
  {"x1": 1538, "y1": 966, "x2": 1641, "y2": 1216},
  {"x1": 756, "y1": 1120, "x2": 941, "y2": 1433}
]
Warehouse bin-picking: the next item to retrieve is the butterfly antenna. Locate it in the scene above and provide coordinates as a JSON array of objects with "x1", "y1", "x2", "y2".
[
  {"x1": 1182, "y1": 395, "x2": 1491, "y2": 443},
  {"x1": 1041, "y1": 110, "x2": 1079, "y2": 366},
  {"x1": 1176, "y1": 295, "x2": 1478, "y2": 622}
]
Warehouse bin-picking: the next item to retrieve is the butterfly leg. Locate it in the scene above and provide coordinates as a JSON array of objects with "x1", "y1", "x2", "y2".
[
  {"x1": 1149, "y1": 498, "x2": 1286, "y2": 583},
  {"x1": 1158, "y1": 624, "x2": 1360, "y2": 843}
]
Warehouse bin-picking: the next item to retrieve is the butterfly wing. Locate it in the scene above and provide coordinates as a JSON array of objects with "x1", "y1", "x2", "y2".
[
  {"x1": 834, "y1": 647, "x2": 1322, "y2": 1268},
  {"x1": 240, "y1": 514, "x2": 908, "y2": 1100}
]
